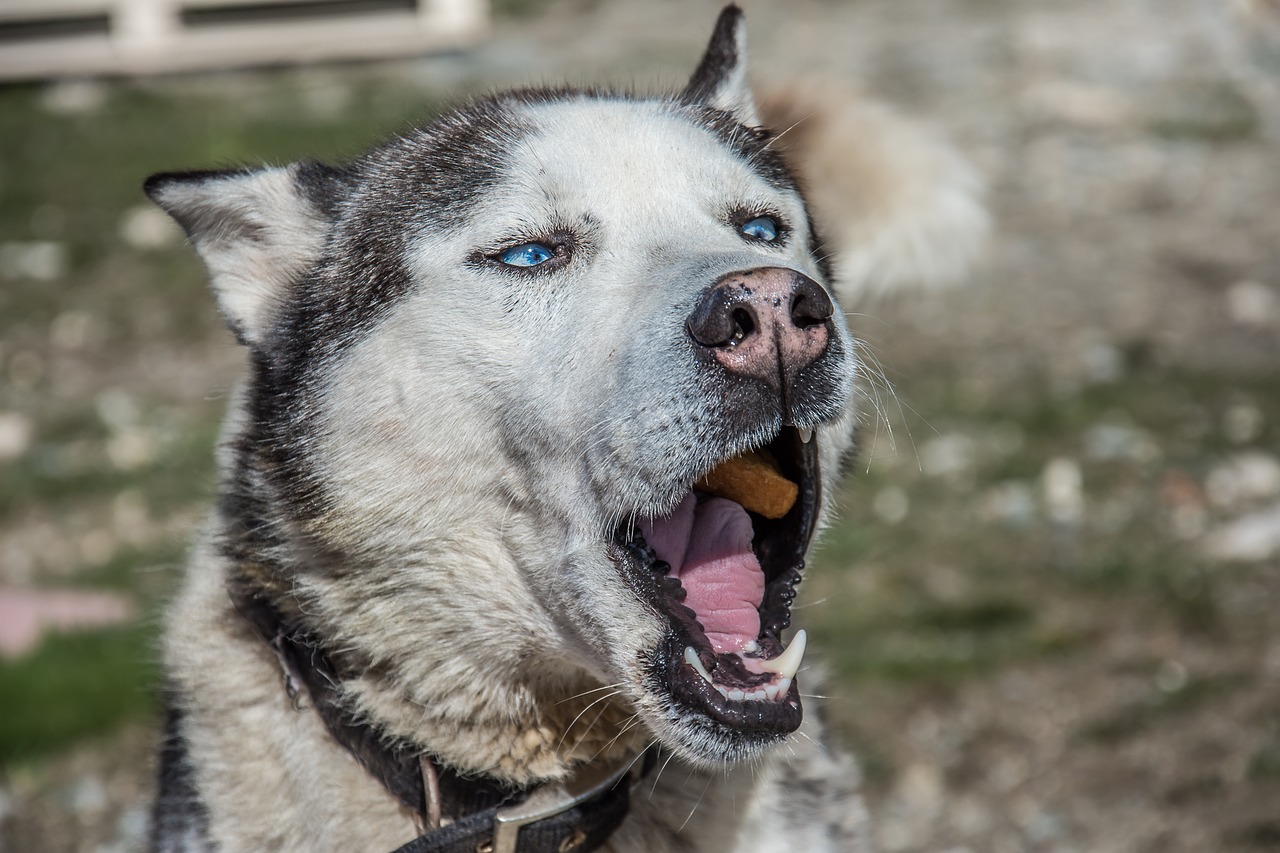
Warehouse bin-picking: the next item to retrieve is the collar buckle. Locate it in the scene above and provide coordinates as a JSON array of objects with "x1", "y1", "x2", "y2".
[{"x1": 490, "y1": 755, "x2": 637, "y2": 853}]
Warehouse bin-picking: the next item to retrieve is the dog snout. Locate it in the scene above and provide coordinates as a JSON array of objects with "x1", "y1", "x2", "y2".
[{"x1": 686, "y1": 267, "x2": 834, "y2": 390}]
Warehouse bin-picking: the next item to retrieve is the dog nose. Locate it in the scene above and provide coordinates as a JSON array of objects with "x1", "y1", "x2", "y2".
[{"x1": 687, "y1": 267, "x2": 834, "y2": 390}]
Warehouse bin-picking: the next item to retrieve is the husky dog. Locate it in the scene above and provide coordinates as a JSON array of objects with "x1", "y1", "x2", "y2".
[{"x1": 146, "y1": 6, "x2": 984, "y2": 852}]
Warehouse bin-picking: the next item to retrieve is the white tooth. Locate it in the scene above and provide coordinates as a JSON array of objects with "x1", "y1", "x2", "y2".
[
  {"x1": 740, "y1": 639, "x2": 759, "y2": 654},
  {"x1": 757, "y1": 629, "x2": 807, "y2": 678},
  {"x1": 715, "y1": 685, "x2": 729, "y2": 699},
  {"x1": 765, "y1": 684, "x2": 780, "y2": 701},
  {"x1": 798, "y1": 427, "x2": 814, "y2": 444},
  {"x1": 776, "y1": 677, "x2": 792, "y2": 698},
  {"x1": 727, "y1": 689, "x2": 745, "y2": 701},
  {"x1": 747, "y1": 690, "x2": 766, "y2": 701},
  {"x1": 684, "y1": 647, "x2": 714, "y2": 684}
]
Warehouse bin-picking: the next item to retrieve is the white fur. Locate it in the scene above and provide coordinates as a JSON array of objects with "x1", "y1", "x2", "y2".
[{"x1": 149, "y1": 165, "x2": 327, "y2": 344}]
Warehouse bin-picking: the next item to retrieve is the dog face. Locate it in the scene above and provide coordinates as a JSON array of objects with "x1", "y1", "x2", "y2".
[{"x1": 149, "y1": 7, "x2": 858, "y2": 775}]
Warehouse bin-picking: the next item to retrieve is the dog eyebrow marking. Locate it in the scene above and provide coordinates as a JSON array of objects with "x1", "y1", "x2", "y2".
[{"x1": 686, "y1": 105, "x2": 801, "y2": 193}]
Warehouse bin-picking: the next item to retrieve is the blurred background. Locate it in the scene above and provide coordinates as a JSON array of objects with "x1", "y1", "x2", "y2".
[{"x1": 1, "y1": 0, "x2": 1279, "y2": 851}]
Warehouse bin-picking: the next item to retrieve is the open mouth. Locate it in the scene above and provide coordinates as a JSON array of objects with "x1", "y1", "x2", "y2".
[{"x1": 610, "y1": 424, "x2": 819, "y2": 739}]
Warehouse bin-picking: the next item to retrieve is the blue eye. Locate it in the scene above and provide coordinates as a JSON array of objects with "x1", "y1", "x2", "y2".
[
  {"x1": 740, "y1": 216, "x2": 779, "y2": 242},
  {"x1": 500, "y1": 242, "x2": 555, "y2": 267}
]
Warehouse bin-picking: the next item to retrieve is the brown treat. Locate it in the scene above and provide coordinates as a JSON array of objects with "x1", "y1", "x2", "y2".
[{"x1": 696, "y1": 450, "x2": 799, "y2": 519}]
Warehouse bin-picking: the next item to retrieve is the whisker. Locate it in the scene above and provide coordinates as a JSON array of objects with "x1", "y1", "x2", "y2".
[
  {"x1": 555, "y1": 690, "x2": 622, "y2": 755},
  {"x1": 676, "y1": 772, "x2": 716, "y2": 834},
  {"x1": 592, "y1": 713, "x2": 643, "y2": 762},
  {"x1": 760, "y1": 110, "x2": 819, "y2": 152},
  {"x1": 555, "y1": 682, "x2": 626, "y2": 706},
  {"x1": 650, "y1": 748, "x2": 680, "y2": 796}
]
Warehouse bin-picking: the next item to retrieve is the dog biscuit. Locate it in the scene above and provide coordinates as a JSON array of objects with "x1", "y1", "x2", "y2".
[{"x1": 697, "y1": 450, "x2": 799, "y2": 519}]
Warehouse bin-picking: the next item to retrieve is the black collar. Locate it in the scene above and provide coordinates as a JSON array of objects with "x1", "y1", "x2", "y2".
[{"x1": 230, "y1": 582, "x2": 649, "y2": 853}]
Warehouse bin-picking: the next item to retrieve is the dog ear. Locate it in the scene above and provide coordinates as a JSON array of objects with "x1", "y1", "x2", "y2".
[
  {"x1": 144, "y1": 163, "x2": 340, "y2": 347},
  {"x1": 683, "y1": 5, "x2": 760, "y2": 126}
]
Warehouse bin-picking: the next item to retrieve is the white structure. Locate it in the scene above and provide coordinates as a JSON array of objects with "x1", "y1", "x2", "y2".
[{"x1": 0, "y1": 0, "x2": 488, "y2": 80}]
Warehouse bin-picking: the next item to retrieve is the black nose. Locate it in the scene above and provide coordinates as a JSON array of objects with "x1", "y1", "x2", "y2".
[{"x1": 686, "y1": 267, "x2": 834, "y2": 390}]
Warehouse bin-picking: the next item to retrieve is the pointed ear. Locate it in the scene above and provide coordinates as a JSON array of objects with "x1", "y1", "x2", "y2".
[
  {"x1": 682, "y1": 5, "x2": 760, "y2": 126},
  {"x1": 144, "y1": 163, "x2": 339, "y2": 346}
]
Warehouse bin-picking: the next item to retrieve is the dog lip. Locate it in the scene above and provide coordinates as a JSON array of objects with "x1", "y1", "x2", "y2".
[
  {"x1": 608, "y1": 425, "x2": 819, "y2": 739},
  {"x1": 659, "y1": 633, "x2": 804, "y2": 734}
]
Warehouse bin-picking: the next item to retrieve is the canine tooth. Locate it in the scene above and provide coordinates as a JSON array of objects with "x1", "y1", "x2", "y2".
[
  {"x1": 798, "y1": 427, "x2": 814, "y2": 444},
  {"x1": 684, "y1": 646, "x2": 715, "y2": 684},
  {"x1": 776, "y1": 676, "x2": 792, "y2": 697},
  {"x1": 757, "y1": 629, "x2": 807, "y2": 678},
  {"x1": 765, "y1": 684, "x2": 780, "y2": 701}
]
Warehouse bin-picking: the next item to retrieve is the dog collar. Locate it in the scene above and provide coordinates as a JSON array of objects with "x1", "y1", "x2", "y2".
[
  {"x1": 230, "y1": 580, "x2": 649, "y2": 853},
  {"x1": 393, "y1": 752, "x2": 646, "y2": 853}
]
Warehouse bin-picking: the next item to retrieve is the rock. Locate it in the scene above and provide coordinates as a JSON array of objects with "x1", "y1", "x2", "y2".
[
  {"x1": 1202, "y1": 501, "x2": 1280, "y2": 561},
  {"x1": 119, "y1": 205, "x2": 182, "y2": 250},
  {"x1": 1080, "y1": 339, "x2": 1126, "y2": 385},
  {"x1": 872, "y1": 485, "x2": 910, "y2": 524},
  {"x1": 897, "y1": 761, "x2": 945, "y2": 818},
  {"x1": 982, "y1": 481, "x2": 1037, "y2": 529},
  {"x1": 1021, "y1": 80, "x2": 1133, "y2": 129},
  {"x1": 6, "y1": 350, "x2": 44, "y2": 390},
  {"x1": 106, "y1": 428, "x2": 157, "y2": 471},
  {"x1": 0, "y1": 241, "x2": 68, "y2": 281},
  {"x1": 64, "y1": 775, "x2": 106, "y2": 816},
  {"x1": 1206, "y1": 452, "x2": 1280, "y2": 510},
  {"x1": 50, "y1": 310, "x2": 107, "y2": 351},
  {"x1": 1226, "y1": 280, "x2": 1277, "y2": 327},
  {"x1": 1155, "y1": 659, "x2": 1188, "y2": 693},
  {"x1": 1083, "y1": 422, "x2": 1161, "y2": 464},
  {"x1": 40, "y1": 80, "x2": 108, "y2": 115},
  {"x1": 921, "y1": 433, "x2": 975, "y2": 480},
  {"x1": 116, "y1": 807, "x2": 150, "y2": 849},
  {"x1": 95, "y1": 389, "x2": 139, "y2": 432},
  {"x1": 0, "y1": 412, "x2": 33, "y2": 461},
  {"x1": 1161, "y1": 469, "x2": 1208, "y2": 540},
  {"x1": 1222, "y1": 401, "x2": 1265, "y2": 444},
  {"x1": 1042, "y1": 458, "x2": 1084, "y2": 527}
]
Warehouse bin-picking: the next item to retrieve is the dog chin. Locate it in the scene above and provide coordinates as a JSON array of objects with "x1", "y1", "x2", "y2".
[{"x1": 605, "y1": 423, "x2": 820, "y2": 763}]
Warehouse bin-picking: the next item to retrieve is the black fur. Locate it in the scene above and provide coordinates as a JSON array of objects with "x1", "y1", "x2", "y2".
[
  {"x1": 681, "y1": 5, "x2": 745, "y2": 107},
  {"x1": 149, "y1": 697, "x2": 211, "y2": 852},
  {"x1": 227, "y1": 99, "x2": 533, "y2": 547}
]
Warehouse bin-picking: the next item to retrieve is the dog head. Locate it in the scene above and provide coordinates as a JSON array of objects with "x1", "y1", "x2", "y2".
[{"x1": 149, "y1": 6, "x2": 859, "y2": 778}]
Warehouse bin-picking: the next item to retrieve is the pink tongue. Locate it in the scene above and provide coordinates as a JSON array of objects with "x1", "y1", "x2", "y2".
[{"x1": 641, "y1": 495, "x2": 763, "y2": 654}]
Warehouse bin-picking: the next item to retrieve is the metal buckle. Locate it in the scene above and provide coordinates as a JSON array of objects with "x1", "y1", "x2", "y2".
[{"x1": 490, "y1": 755, "x2": 636, "y2": 853}]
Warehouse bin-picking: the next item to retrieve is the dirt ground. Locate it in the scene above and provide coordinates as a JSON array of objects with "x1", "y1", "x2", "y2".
[{"x1": 2, "y1": 0, "x2": 1279, "y2": 851}]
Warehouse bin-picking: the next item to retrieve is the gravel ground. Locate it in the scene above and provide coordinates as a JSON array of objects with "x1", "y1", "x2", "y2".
[{"x1": 2, "y1": 1, "x2": 1279, "y2": 851}]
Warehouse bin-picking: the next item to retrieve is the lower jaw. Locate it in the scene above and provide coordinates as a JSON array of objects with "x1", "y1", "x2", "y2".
[
  {"x1": 655, "y1": 633, "x2": 804, "y2": 738},
  {"x1": 609, "y1": 545, "x2": 807, "y2": 754}
]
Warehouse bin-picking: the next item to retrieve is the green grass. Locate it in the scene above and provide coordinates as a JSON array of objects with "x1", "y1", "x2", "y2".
[
  {"x1": 1077, "y1": 673, "x2": 1249, "y2": 744},
  {"x1": 0, "y1": 412, "x2": 220, "y2": 521},
  {"x1": 0, "y1": 623, "x2": 160, "y2": 764},
  {"x1": 0, "y1": 78, "x2": 447, "y2": 343},
  {"x1": 807, "y1": 361, "x2": 1280, "y2": 698}
]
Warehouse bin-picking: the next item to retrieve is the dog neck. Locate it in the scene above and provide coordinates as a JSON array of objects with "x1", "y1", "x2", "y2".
[{"x1": 227, "y1": 573, "x2": 645, "y2": 818}]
